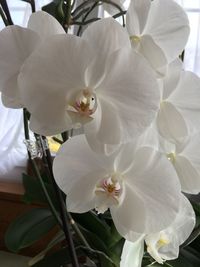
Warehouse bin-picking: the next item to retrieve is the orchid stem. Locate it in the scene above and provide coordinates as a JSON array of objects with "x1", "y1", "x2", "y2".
[
  {"x1": 37, "y1": 134, "x2": 80, "y2": 267},
  {"x1": 23, "y1": 109, "x2": 62, "y2": 228},
  {"x1": 23, "y1": 109, "x2": 79, "y2": 267}
]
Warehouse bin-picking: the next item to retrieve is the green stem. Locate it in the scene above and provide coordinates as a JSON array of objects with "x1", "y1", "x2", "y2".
[
  {"x1": 64, "y1": 0, "x2": 72, "y2": 32},
  {"x1": 0, "y1": 6, "x2": 8, "y2": 26},
  {"x1": 23, "y1": 109, "x2": 62, "y2": 228},
  {"x1": 77, "y1": 0, "x2": 99, "y2": 36},
  {"x1": 23, "y1": 109, "x2": 79, "y2": 267},
  {"x1": 101, "y1": 0, "x2": 125, "y2": 27},
  {"x1": 0, "y1": 0, "x2": 13, "y2": 24},
  {"x1": 38, "y1": 134, "x2": 80, "y2": 267},
  {"x1": 68, "y1": 213, "x2": 91, "y2": 249},
  {"x1": 73, "y1": 17, "x2": 100, "y2": 26}
]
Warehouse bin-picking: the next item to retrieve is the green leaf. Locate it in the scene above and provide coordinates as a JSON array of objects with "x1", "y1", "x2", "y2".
[
  {"x1": 181, "y1": 225, "x2": 200, "y2": 247},
  {"x1": 78, "y1": 245, "x2": 116, "y2": 267},
  {"x1": 170, "y1": 247, "x2": 200, "y2": 267},
  {"x1": 109, "y1": 222, "x2": 123, "y2": 248},
  {"x1": 42, "y1": 0, "x2": 64, "y2": 24},
  {"x1": 192, "y1": 202, "x2": 200, "y2": 217},
  {"x1": 5, "y1": 208, "x2": 57, "y2": 252},
  {"x1": 79, "y1": 225, "x2": 108, "y2": 253},
  {"x1": 72, "y1": 211, "x2": 111, "y2": 244},
  {"x1": 22, "y1": 173, "x2": 59, "y2": 209},
  {"x1": 29, "y1": 231, "x2": 65, "y2": 266},
  {"x1": 108, "y1": 239, "x2": 124, "y2": 267},
  {"x1": 32, "y1": 247, "x2": 84, "y2": 267},
  {"x1": 149, "y1": 263, "x2": 173, "y2": 267}
]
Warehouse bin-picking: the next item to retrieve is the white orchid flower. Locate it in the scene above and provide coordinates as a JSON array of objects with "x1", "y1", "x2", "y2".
[
  {"x1": 161, "y1": 133, "x2": 200, "y2": 194},
  {"x1": 157, "y1": 59, "x2": 200, "y2": 143},
  {"x1": 120, "y1": 195, "x2": 195, "y2": 266},
  {"x1": 0, "y1": 11, "x2": 65, "y2": 108},
  {"x1": 19, "y1": 18, "x2": 160, "y2": 145},
  {"x1": 126, "y1": 0, "x2": 189, "y2": 73},
  {"x1": 136, "y1": 116, "x2": 200, "y2": 194},
  {"x1": 53, "y1": 134, "x2": 181, "y2": 237}
]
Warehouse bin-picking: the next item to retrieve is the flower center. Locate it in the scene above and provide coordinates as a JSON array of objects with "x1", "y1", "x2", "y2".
[
  {"x1": 167, "y1": 152, "x2": 176, "y2": 164},
  {"x1": 130, "y1": 35, "x2": 141, "y2": 44},
  {"x1": 94, "y1": 174, "x2": 122, "y2": 214},
  {"x1": 74, "y1": 89, "x2": 97, "y2": 116},
  {"x1": 146, "y1": 232, "x2": 170, "y2": 264}
]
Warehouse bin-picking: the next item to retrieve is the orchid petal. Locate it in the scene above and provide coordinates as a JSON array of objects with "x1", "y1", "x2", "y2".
[
  {"x1": 138, "y1": 34, "x2": 167, "y2": 72},
  {"x1": 97, "y1": 48, "x2": 160, "y2": 144},
  {"x1": 157, "y1": 101, "x2": 188, "y2": 142},
  {"x1": 168, "y1": 71, "x2": 200, "y2": 134},
  {"x1": 174, "y1": 155, "x2": 200, "y2": 194},
  {"x1": 53, "y1": 135, "x2": 114, "y2": 195},
  {"x1": 85, "y1": 132, "x2": 120, "y2": 156},
  {"x1": 96, "y1": 96, "x2": 121, "y2": 145},
  {"x1": 19, "y1": 34, "x2": 93, "y2": 135},
  {"x1": 158, "y1": 195, "x2": 195, "y2": 260},
  {"x1": 66, "y1": 171, "x2": 101, "y2": 213},
  {"x1": 162, "y1": 58, "x2": 183, "y2": 100},
  {"x1": 144, "y1": 0, "x2": 190, "y2": 62},
  {"x1": 111, "y1": 184, "x2": 146, "y2": 235},
  {"x1": 127, "y1": 0, "x2": 151, "y2": 35},
  {"x1": 120, "y1": 237, "x2": 144, "y2": 267},
  {"x1": 83, "y1": 18, "x2": 131, "y2": 88},
  {"x1": 1, "y1": 92, "x2": 22, "y2": 109},
  {"x1": 28, "y1": 11, "x2": 65, "y2": 39},
  {"x1": 124, "y1": 147, "x2": 181, "y2": 233},
  {"x1": 0, "y1": 26, "x2": 39, "y2": 107}
]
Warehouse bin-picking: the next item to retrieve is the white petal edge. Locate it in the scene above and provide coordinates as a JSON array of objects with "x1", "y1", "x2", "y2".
[{"x1": 28, "y1": 11, "x2": 65, "y2": 39}]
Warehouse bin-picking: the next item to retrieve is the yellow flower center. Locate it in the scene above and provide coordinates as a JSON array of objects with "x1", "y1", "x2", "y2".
[
  {"x1": 167, "y1": 152, "x2": 176, "y2": 164},
  {"x1": 130, "y1": 35, "x2": 141, "y2": 44},
  {"x1": 157, "y1": 237, "x2": 170, "y2": 249}
]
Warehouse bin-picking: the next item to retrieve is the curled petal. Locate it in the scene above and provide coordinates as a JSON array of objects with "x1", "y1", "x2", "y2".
[
  {"x1": 162, "y1": 58, "x2": 183, "y2": 100},
  {"x1": 145, "y1": 195, "x2": 195, "y2": 262},
  {"x1": 143, "y1": 0, "x2": 190, "y2": 63},
  {"x1": 174, "y1": 155, "x2": 200, "y2": 194},
  {"x1": 138, "y1": 34, "x2": 167, "y2": 72},
  {"x1": 120, "y1": 237, "x2": 144, "y2": 267},
  {"x1": 158, "y1": 195, "x2": 195, "y2": 260}
]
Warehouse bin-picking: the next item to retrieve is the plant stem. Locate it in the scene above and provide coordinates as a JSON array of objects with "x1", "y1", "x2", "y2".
[
  {"x1": 64, "y1": 0, "x2": 72, "y2": 32},
  {"x1": 77, "y1": 0, "x2": 99, "y2": 36},
  {"x1": 23, "y1": 109, "x2": 79, "y2": 267},
  {"x1": 38, "y1": 134, "x2": 80, "y2": 267},
  {"x1": 0, "y1": 0, "x2": 13, "y2": 24},
  {"x1": 0, "y1": 6, "x2": 8, "y2": 26},
  {"x1": 23, "y1": 109, "x2": 62, "y2": 227}
]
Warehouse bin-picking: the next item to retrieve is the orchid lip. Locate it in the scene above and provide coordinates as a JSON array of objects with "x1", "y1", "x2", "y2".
[
  {"x1": 73, "y1": 88, "x2": 97, "y2": 116},
  {"x1": 94, "y1": 174, "x2": 123, "y2": 214}
]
